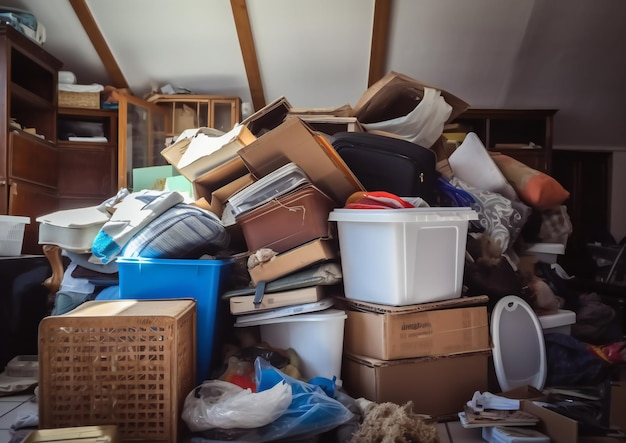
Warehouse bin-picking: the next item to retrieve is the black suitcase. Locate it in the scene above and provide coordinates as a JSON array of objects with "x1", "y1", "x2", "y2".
[{"x1": 330, "y1": 131, "x2": 437, "y2": 203}]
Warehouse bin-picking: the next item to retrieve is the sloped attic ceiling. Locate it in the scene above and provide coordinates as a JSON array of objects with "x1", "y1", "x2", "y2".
[{"x1": 3, "y1": 0, "x2": 626, "y2": 149}]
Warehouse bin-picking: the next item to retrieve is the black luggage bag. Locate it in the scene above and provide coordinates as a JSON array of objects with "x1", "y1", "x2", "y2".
[{"x1": 330, "y1": 131, "x2": 437, "y2": 203}]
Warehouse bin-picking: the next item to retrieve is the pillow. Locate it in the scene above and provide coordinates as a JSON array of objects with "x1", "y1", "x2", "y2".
[
  {"x1": 490, "y1": 153, "x2": 569, "y2": 210},
  {"x1": 451, "y1": 177, "x2": 530, "y2": 255},
  {"x1": 120, "y1": 203, "x2": 229, "y2": 259}
]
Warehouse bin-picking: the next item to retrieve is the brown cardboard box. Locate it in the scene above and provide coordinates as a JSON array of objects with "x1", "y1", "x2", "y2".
[
  {"x1": 343, "y1": 303, "x2": 489, "y2": 360},
  {"x1": 242, "y1": 96, "x2": 292, "y2": 136},
  {"x1": 249, "y1": 237, "x2": 338, "y2": 284},
  {"x1": 194, "y1": 173, "x2": 255, "y2": 218},
  {"x1": 161, "y1": 125, "x2": 255, "y2": 182},
  {"x1": 342, "y1": 350, "x2": 490, "y2": 418},
  {"x1": 352, "y1": 71, "x2": 469, "y2": 125},
  {"x1": 23, "y1": 425, "x2": 120, "y2": 442},
  {"x1": 237, "y1": 117, "x2": 364, "y2": 206}
]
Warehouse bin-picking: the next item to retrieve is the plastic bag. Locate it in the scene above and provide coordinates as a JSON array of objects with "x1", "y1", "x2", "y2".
[
  {"x1": 181, "y1": 379, "x2": 292, "y2": 432},
  {"x1": 361, "y1": 86, "x2": 452, "y2": 148},
  {"x1": 197, "y1": 357, "x2": 354, "y2": 442}
]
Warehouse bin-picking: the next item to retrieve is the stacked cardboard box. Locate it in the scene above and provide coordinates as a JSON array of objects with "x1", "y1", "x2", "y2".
[{"x1": 340, "y1": 295, "x2": 492, "y2": 418}]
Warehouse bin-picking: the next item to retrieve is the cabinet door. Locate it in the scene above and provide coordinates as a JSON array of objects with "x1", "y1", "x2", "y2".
[
  {"x1": 8, "y1": 180, "x2": 59, "y2": 254},
  {"x1": 9, "y1": 132, "x2": 58, "y2": 188},
  {"x1": 117, "y1": 94, "x2": 167, "y2": 190},
  {"x1": 211, "y1": 99, "x2": 241, "y2": 132}
]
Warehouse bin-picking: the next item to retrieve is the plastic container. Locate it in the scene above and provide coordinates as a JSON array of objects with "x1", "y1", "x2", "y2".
[
  {"x1": 538, "y1": 309, "x2": 576, "y2": 335},
  {"x1": 482, "y1": 426, "x2": 549, "y2": 443},
  {"x1": 116, "y1": 257, "x2": 233, "y2": 383},
  {"x1": 37, "y1": 206, "x2": 108, "y2": 252},
  {"x1": 240, "y1": 309, "x2": 347, "y2": 383},
  {"x1": 237, "y1": 184, "x2": 335, "y2": 254},
  {"x1": 38, "y1": 299, "x2": 195, "y2": 443},
  {"x1": 328, "y1": 207, "x2": 477, "y2": 306},
  {"x1": 523, "y1": 242, "x2": 565, "y2": 264},
  {"x1": 0, "y1": 215, "x2": 29, "y2": 256}
]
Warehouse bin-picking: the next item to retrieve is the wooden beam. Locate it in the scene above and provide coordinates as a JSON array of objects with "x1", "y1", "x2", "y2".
[
  {"x1": 368, "y1": 0, "x2": 393, "y2": 86},
  {"x1": 231, "y1": 0, "x2": 266, "y2": 111},
  {"x1": 69, "y1": 0, "x2": 130, "y2": 90}
]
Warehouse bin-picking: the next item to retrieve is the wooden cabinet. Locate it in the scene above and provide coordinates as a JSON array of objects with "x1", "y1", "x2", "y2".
[
  {"x1": 57, "y1": 108, "x2": 118, "y2": 209},
  {"x1": 0, "y1": 25, "x2": 62, "y2": 254},
  {"x1": 147, "y1": 94, "x2": 241, "y2": 138},
  {"x1": 451, "y1": 109, "x2": 557, "y2": 172},
  {"x1": 115, "y1": 94, "x2": 241, "y2": 191}
]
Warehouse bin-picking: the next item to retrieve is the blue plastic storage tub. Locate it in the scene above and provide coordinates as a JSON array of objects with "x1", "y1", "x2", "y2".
[{"x1": 116, "y1": 257, "x2": 233, "y2": 383}]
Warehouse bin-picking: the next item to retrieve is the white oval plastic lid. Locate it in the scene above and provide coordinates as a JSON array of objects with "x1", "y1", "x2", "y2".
[{"x1": 491, "y1": 295, "x2": 546, "y2": 392}]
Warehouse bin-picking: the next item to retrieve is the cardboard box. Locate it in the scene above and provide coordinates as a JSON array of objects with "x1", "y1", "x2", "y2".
[
  {"x1": 161, "y1": 125, "x2": 255, "y2": 182},
  {"x1": 249, "y1": 237, "x2": 338, "y2": 284},
  {"x1": 343, "y1": 303, "x2": 489, "y2": 360},
  {"x1": 342, "y1": 350, "x2": 491, "y2": 418},
  {"x1": 237, "y1": 117, "x2": 364, "y2": 206},
  {"x1": 293, "y1": 115, "x2": 363, "y2": 135},
  {"x1": 242, "y1": 96, "x2": 292, "y2": 136},
  {"x1": 194, "y1": 173, "x2": 255, "y2": 218},
  {"x1": 352, "y1": 70, "x2": 469, "y2": 124},
  {"x1": 23, "y1": 425, "x2": 120, "y2": 442}
]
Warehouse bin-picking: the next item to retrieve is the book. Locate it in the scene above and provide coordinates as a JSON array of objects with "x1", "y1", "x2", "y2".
[
  {"x1": 234, "y1": 297, "x2": 336, "y2": 325},
  {"x1": 458, "y1": 406, "x2": 540, "y2": 429},
  {"x1": 229, "y1": 284, "x2": 331, "y2": 315}
]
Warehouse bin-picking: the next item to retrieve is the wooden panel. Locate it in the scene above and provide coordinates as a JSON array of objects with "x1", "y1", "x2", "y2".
[
  {"x1": 8, "y1": 132, "x2": 58, "y2": 188},
  {"x1": 8, "y1": 180, "x2": 59, "y2": 255},
  {"x1": 57, "y1": 144, "x2": 116, "y2": 197}
]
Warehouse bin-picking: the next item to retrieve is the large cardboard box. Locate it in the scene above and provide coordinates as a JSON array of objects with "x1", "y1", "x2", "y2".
[
  {"x1": 343, "y1": 300, "x2": 489, "y2": 360},
  {"x1": 237, "y1": 117, "x2": 364, "y2": 206},
  {"x1": 342, "y1": 350, "x2": 490, "y2": 418},
  {"x1": 161, "y1": 125, "x2": 255, "y2": 182}
]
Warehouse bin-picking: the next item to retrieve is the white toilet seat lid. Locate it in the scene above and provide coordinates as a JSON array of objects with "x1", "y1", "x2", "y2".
[{"x1": 491, "y1": 295, "x2": 546, "y2": 392}]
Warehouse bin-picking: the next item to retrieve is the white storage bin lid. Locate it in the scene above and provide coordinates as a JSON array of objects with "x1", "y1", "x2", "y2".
[
  {"x1": 491, "y1": 295, "x2": 546, "y2": 391},
  {"x1": 0, "y1": 215, "x2": 30, "y2": 224},
  {"x1": 328, "y1": 207, "x2": 478, "y2": 223},
  {"x1": 525, "y1": 243, "x2": 565, "y2": 255},
  {"x1": 236, "y1": 307, "x2": 346, "y2": 327},
  {"x1": 538, "y1": 309, "x2": 576, "y2": 330}
]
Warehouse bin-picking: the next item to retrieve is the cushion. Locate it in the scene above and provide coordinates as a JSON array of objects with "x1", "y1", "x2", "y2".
[
  {"x1": 451, "y1": 177, "x2": 530, "y2": 255},
  {"x1": 491, "y1": 153, "x2": 570, "y2": 210},
  {"x1": 120, "y1": 203, "x2": 229, "y2": 259}
]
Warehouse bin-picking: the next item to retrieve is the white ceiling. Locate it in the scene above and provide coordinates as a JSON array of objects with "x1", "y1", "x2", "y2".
[{"x1": 3, "y1": 0, "x2": 626, "y2": 148}]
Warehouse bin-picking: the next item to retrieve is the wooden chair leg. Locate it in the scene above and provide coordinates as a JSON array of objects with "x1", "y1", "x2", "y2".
[{"x1": 43, "y1": 244, "x2": 63, "y2": 312}]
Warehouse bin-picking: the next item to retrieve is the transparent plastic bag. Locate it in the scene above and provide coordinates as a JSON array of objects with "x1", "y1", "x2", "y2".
[
  {"x1": 195, "y1": 357, "x2": 355, "y2": 442},
  {"x1": 181, "y1": 379, "x2": 292, "y2": 432}
]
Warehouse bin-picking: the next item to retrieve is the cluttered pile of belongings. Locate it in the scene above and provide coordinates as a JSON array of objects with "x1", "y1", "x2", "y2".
[{"x1": 33, "y1": 70, "x2": 626, "y2": 442}]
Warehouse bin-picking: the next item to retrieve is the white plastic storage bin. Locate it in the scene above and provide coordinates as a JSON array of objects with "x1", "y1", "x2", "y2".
[
  {"x1": 538, "y1": 309, "x2": 576, "y2": 335},
  {"x1": 328, "y1": 208, "x2": 477, "y2": 306},
  {"x1": 524, "y1": 242, "x2": 565, "y2": 264},
  {"x1": 482, "y1": 426, "x2": 549, "y2": 443},
  {"x1": 0, "y1": 215, "x2": 30, "y2": 256},
  {"x1": 240, "y1": 309, "x2": 347, "y2": 383}
]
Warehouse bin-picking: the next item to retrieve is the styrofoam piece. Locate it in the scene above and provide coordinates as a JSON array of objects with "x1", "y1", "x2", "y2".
[
  {"x1": 538, "y1": 309, "x2": 576, "y2": 335},
  {"x1": 491, "y1": 296, "x2": 546, "y2": 391},
  {"x1": 328, "y1": 207, "x2": 477, "y2": 306},
  {"x1": 524, "y1": 242, "x2": 565, "y2": 264},
  {"x1": 241, "y1": 309, "x2": 347, "y2": 383},
  {"x1": 0, "y1": 215, "x2": 29, "y2": 256},
  {"x1": 37, "y1": 206, "x2": 109, "y2": 252}
]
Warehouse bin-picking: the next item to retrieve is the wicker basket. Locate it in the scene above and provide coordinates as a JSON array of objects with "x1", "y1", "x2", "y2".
[
  {"x1": 38, "y1": 299, "x2": 196, "y2": 443},
  {"x1": 58, "y1": 90, "x2": 100, "y2": 109}
]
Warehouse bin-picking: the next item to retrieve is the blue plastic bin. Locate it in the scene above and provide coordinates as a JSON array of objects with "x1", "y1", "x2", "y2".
[{"x1": 116, "y1": 257, "x2": 233, "y2": 383}]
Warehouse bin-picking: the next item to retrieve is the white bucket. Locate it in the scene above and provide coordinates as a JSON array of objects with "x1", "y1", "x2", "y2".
[{"x1": 244, "y1": 309, "x2": 347, "y2": 383}]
